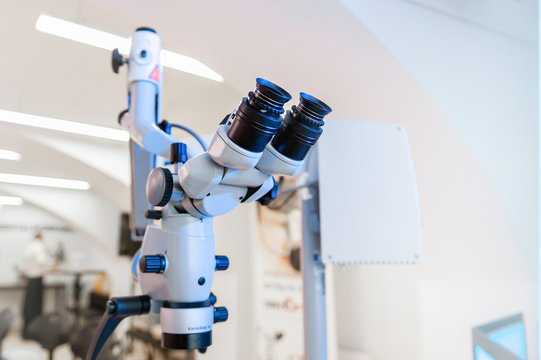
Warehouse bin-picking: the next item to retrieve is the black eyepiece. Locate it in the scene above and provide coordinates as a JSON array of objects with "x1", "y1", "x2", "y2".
[
  {"x1": 270, "y1": 93, "x2": 332, "y2": 161},
  {"x1": 136, "y1": 27, "x2": 157, "y2": 33},
  {"x1": 226, "y1": 78, "x2": 291, "y2": 153},
  {"x1": 296, "y1": 92, "x2": 332, "y2": 123}
]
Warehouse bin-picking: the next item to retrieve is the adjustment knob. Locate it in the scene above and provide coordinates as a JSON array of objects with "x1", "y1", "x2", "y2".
[
  {"x1": 208, "y1": 292, "x2": 217, "y2": 305},
  {"x1": 215, "y1": 256, "x2": 229, "y2": 271},
  {"x1": 111, "y1": 48, "x2": 127, "y2": 74},
  {"x1": 213, "y1": 307, "x2": 228, "y2": 323},
  {"x1": 146, "y1": 168, "x2": 174, "y2": 207},
  {"x1": 139, "y1": 254, "x2": 166, "y2": 273},
  {"x1": 170, "y1": 142, "x2": 188, "y2": 164},
  {"x1": 145, "y1": 209, "x2": 163, "y2": 219}
]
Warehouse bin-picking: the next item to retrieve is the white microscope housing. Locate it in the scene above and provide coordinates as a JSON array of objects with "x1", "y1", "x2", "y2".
[{"x1": 90, "y1": 27, "x2": 332, "y2": 356}]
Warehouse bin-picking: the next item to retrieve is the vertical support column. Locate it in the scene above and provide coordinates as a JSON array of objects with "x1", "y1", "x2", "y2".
[
  {"x1": 301, "y1": 148, "x2": 327, "y2": 360},
  {"x1": 129, "y1": 140, "x2": 155, "y2": 241}
]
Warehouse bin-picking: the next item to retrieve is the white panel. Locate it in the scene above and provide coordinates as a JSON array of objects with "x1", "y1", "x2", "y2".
[{"x1": 317, "y1": 119, "x2": 422, "y2": 264}]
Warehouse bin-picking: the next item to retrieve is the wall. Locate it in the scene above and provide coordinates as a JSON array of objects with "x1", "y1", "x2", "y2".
[{"x1": 331, "y1": 1, "x2": 538, "y2": 359}]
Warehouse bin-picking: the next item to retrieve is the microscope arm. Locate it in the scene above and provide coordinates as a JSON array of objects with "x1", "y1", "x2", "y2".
[
  {"x1": 119, "y1": 80, "x2": 196, "y2": 160},
  {"x1": 114, "y1": 28, "x2": 195, "y2": 160},
  {"x1": 86, "y1": 295, "x2": 151, "y2": 360}
]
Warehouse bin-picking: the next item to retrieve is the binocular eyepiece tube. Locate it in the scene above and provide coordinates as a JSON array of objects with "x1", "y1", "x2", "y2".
[
  {"x1": 270, "y1": 92, "x2": 332, "y2": 162},
  {"x1": 207, "y1": 78, "x2": 331, "y2": 173},
  {"x1": 226, "y1": 78, "x2": 292, "y2": 153}
]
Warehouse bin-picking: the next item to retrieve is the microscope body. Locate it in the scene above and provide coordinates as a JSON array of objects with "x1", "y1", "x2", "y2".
[
  {"x1": 86, "y1": 26, "x2": 332, "y2": 359},
  {"x1": 138, "y1": 207, "x2": 216, "y2": 349}
]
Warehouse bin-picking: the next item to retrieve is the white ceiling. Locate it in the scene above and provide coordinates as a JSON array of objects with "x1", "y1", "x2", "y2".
[
  {"x1": 406, "y1": 0, "x2": 538, "y2": 44},
  {"x1": 0, "y1": 0, "x2": 537, "y2": 227}
]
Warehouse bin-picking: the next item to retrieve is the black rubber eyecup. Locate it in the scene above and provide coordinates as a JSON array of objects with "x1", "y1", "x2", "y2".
[
  {"x1": 255, "y1": 78, "x2": 292, "y2": 109},
  {"x1": 298, "y1": 92, "x2": 332, "y2": 122}
]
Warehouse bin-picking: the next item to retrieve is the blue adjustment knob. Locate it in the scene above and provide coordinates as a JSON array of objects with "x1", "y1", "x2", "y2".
[
  {"x1": 139, "y1": 254, "x2": 166, "y2": 273},
  {"x1": 214, "y1": 307, "x2": 228, "y2": 323},
  {"x1": 208, "y1": 292, "x2": 217, "y2": 305},
  {"x1": 215, "y1": 255, "x2": 229, "y2": 271}
]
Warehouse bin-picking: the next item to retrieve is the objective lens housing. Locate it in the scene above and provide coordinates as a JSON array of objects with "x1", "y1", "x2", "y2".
[
  {"x1": 271, "y1": 92, "x2": 332, "y2": 161},
  {"x1": 227, "y1": 78, "x2": 291, "y2": 153}
]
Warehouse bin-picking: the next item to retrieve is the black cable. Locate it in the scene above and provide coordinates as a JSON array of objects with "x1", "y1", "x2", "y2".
[
  {"x1": 267, "y1": 191, "x2": 298, "y2": 211},
  {"x1": 169, "y1": 123, "x2": 208, "y2": 152},
  {"x1": 268, "y1": 182, "x2": 318, "y2": 211},
  {"x1": 278, "y1": 182, "x2": 318, "y2": 194}
]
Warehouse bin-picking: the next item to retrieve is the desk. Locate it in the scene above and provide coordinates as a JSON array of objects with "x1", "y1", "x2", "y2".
[
  {"x1": 0, "y1": 282, "x2": 67, "y2": 322},
  {"x1": 53, "y1": 269, "x2": 103, "y2": 316}
]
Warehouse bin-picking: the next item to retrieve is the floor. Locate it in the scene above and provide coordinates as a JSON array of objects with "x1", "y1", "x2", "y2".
[
  {"x1": 1, "y1": 330, "x2": 194, "y2": 360},
  {"x1": 2, "y1": 331, "x2": 73, "y2": 359}
]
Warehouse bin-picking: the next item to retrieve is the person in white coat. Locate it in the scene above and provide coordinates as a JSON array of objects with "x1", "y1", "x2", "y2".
[{"x1": 20, "y1": 232, "x2": 57, "y2": 339}]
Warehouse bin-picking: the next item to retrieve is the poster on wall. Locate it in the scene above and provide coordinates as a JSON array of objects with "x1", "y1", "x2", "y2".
[{"x1": 254, "y1": 176, "x2": 304, "y2": 360}]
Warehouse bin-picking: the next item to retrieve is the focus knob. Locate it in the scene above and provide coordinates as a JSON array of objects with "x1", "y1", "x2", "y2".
[
  {"x1": 146, "y1": 168, "x2": 173, "y2": 207},
  {"x1": 215, "y1": 256, "x2": 229, "y2": 271},
  {"x1": 139, "y1": 254, "x2": 166, "y2": 273},
  {"x1": 111, "y1": 48, "x2": 127, "y2": 74},
  {"x1": 214, "y1": 307, "x2": 228, "y2": 323}
]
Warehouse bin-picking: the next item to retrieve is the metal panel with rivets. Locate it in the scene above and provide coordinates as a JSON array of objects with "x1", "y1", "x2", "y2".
[{"x1": 316, "y1": 119, "x2": 423, "y2": 265}]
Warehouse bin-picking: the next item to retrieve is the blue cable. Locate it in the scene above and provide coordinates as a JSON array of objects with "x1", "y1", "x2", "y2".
[{"x1": 169, "y1": 123, "x2": 208, "y2": 152}]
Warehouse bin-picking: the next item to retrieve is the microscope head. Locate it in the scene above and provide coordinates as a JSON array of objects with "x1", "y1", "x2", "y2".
[
  {"x1": 256, "y1": 92, "x2": 332, "y2": 175},
  {"x1": 208, "y1": 78, "x2": 332, "y2": 175},
  {"x1": 207, "y1": 78, "x2": 292, "y2": 169}
]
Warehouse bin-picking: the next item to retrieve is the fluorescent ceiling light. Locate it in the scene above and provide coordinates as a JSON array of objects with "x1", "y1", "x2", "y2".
[
  {"x1": 0, "y1": 149, "x2": 22, "y2": 161},
  {"x1": 0, "y1": 196, "x2": 23, "y2": 206},
  {"x1": 0, "y1": 173, "x2": 90, "y2": 190},
  {"x1": 35, "y1": 14, "x2": 224, "y2": 82},
  {"x1": 0, "y1": 109, "x2": 129, "y2": 142}
]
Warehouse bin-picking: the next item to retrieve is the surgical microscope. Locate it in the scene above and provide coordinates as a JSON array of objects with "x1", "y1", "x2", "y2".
[{"x1": 86, "y1": 27, "x2": 331, "y2": 359}]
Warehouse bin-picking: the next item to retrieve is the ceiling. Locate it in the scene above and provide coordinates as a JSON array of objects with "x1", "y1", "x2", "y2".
[
  {"x1": 0, "y1": 0, "x2": 537, "y2": 231},
  {"x1": 406, "y1": 0, "x2": 538, "y2": 44}
]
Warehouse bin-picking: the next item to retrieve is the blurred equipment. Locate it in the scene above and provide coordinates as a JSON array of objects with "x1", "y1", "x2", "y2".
[
  {"x1": 54, "y1": 269, "x2": 104, "y2": 317},
  {"x1": 26, "y1": 310, "x2": 76, "y2": 360},
  {"x1": 69, "y1": 318, "x2": 122, "y2": 360},
  {"x1": 118, "y1": 212, "x2": 140, "y2": 256},
  {"x1": 128, "y1": 141, "x2": 155, "y2": 241},
  {"x1": 0, "y1": 309, "x2": 13, "y2": 359},
  {"x1": 472, "y1": 314, "x2": 527, "y2": 360},
  {"x1": 87, "y1": 26, "x2": 332, "y2": 359}
]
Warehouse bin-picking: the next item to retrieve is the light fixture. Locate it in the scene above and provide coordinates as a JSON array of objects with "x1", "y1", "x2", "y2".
[
  {"x1": 0, "y1": 196, "x2": 23, "y2": 206},
  {"x1": 35, "y1": 14, "x2": 224, "y2": 82},
  {"x1": 0, "y1": 109, "x2": 129, "y2": 142},
  {"x1": 0, "y1": 173, "x2": 90, "y2": 190},
  {"x1": 0, "y1": 149, "x2": 22, "y2": 161}
]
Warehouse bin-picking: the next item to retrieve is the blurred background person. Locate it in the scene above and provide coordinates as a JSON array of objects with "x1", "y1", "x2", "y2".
[{"x1": 18, "y1": 232, "x2": 58, "y2": 339}]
